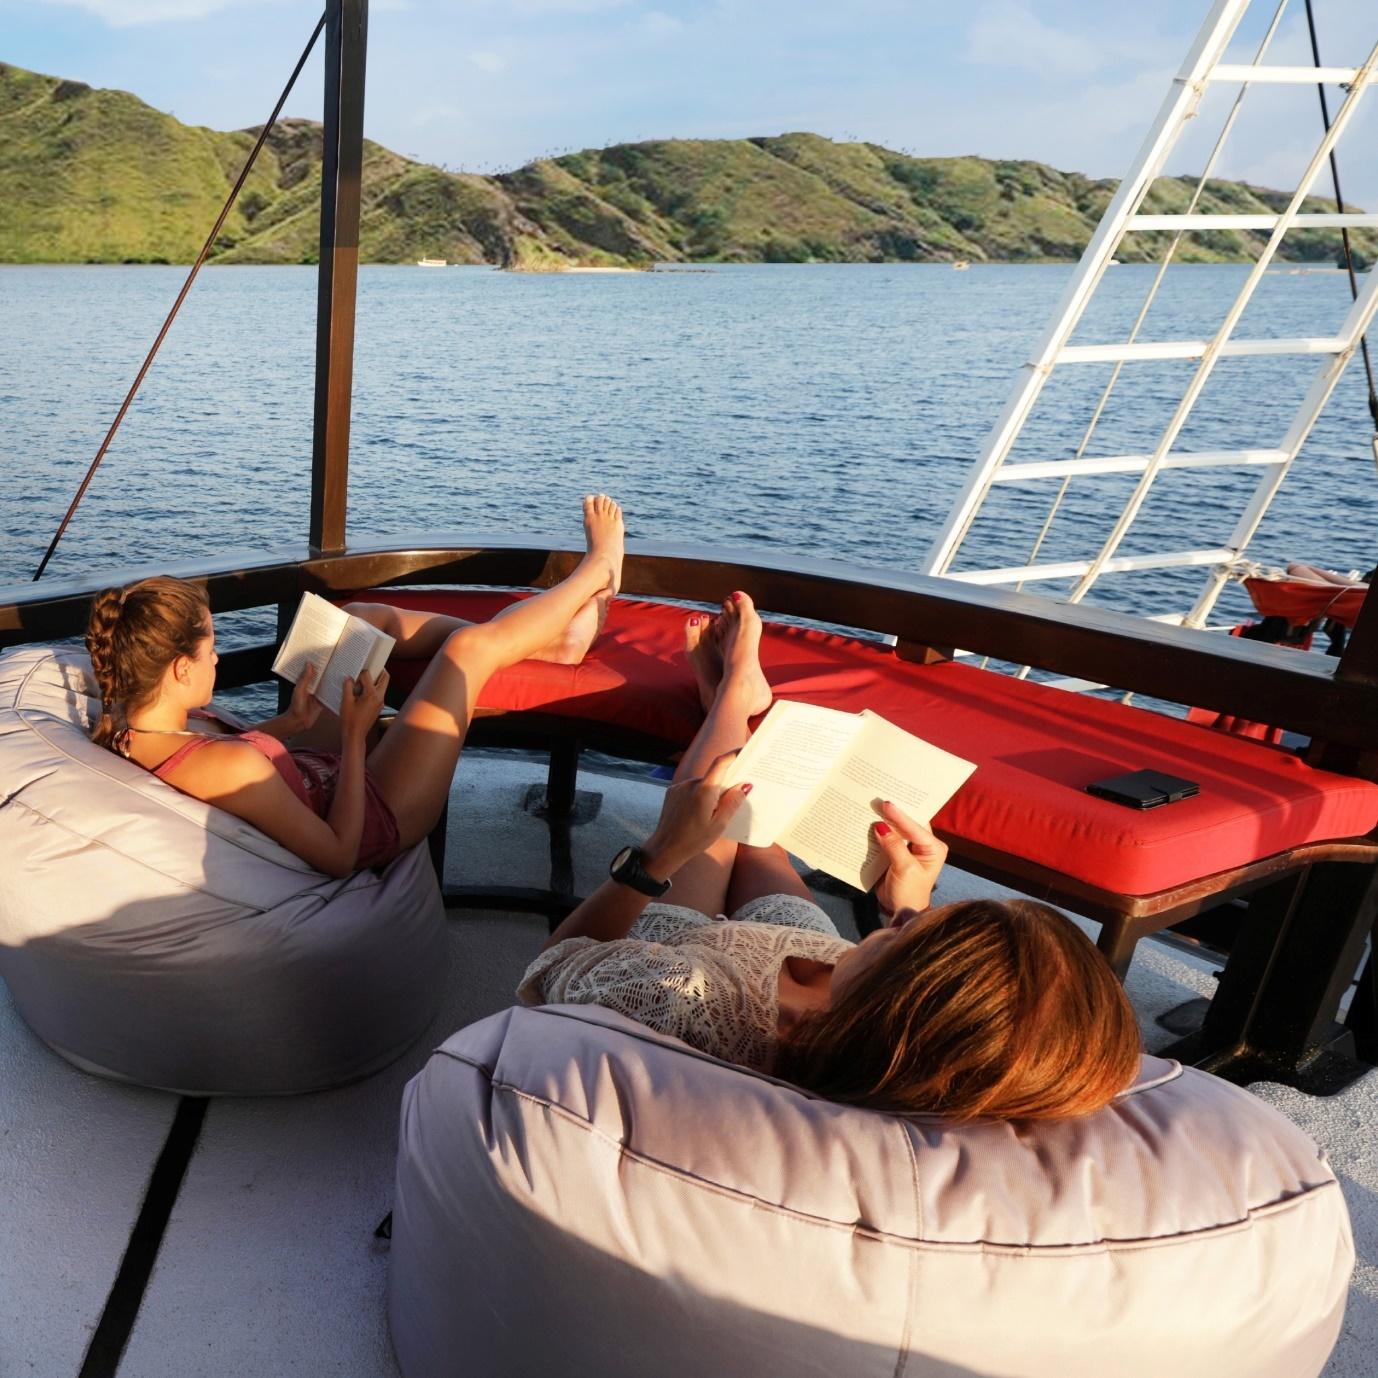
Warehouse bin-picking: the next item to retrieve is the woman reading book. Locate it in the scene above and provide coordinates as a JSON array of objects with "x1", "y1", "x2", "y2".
[
  {"x1": 520, "y1": 591, "x2": 1142, "y2": 1121},
  {"x1": 85, "y1": 495, "x2": 626, "y2": 877}
]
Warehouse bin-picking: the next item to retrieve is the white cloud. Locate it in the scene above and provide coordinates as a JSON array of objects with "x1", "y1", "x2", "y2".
[
  {"x1": 966, "y1": 1, "x2": 1121, "y2": 77},
  {"x1": 468, "y1": 50, "x2": 507, "y2": 73}
]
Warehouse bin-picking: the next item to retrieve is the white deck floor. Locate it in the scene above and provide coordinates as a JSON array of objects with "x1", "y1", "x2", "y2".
[{"x1": 3, "y1": 752, "x2": 1375, "y2": 1377}]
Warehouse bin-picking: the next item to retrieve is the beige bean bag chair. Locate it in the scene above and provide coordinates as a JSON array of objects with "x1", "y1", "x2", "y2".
[
  {"x1": 388, "y1": 1003, "x2": 1353, "y2": 1378},
  {"x1": 0, "y1": 646, "x2": 446, "y2": 1095}
]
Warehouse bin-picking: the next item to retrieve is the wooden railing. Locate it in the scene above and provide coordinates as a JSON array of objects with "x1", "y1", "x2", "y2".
[{"x1": 3, "y1": 535, "x2": 1375, "y2": 763}]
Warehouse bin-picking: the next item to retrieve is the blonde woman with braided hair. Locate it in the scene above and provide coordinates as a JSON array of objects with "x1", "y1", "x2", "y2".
[{"x1": 85, "y1": 496, "x2": 625, "y2": 877}]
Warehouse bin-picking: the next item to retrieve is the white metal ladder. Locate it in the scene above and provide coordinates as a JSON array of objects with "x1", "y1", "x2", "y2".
[{"x1": 924, "y1": 0, "x2": 1378, "y2": 635}]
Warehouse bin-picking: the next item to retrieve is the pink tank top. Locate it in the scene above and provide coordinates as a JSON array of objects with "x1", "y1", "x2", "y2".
[{"x1": 150, "y1": 715, "x2": 401, "y2": 869}]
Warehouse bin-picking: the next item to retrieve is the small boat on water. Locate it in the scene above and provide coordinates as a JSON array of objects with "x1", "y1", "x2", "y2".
[
  {"x1": 416, "y1": 257, "x2": 447, "y2": 267},
  {"x1": 951, "y1": 259, "x2": 970, "y2": 271}
]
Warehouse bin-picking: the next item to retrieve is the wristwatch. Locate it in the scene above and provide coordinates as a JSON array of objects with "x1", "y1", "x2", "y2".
[{"x1": 610, "y1": 845, "x2": 672, "y2": 897}]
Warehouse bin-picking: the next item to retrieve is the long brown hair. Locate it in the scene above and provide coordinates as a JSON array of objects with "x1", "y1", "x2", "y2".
[
  {"x1": 773, "y1": 899, "x2": 1141, "y2": 1121},
  {"x1": 85, "y1": 576, "x2": 210, "y2": 756}
]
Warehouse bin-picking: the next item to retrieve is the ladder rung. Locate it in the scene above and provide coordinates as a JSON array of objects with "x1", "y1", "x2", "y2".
[
  {"x1": 989, "y1": 450, "x2": 1287, "y2": 482},
  {"x1": 1127, "y1": 212, "x2": 1378, "y2": 231},
  {"x1": 949, "y1": 549, "x2": 1237, "y2": 585},
  {"x1": 1208, "y1": 64, "x2": 1361, "y2": 84},
  {"x1": 1057, "y1": 337, "x2": 1346, "y2": 363}
]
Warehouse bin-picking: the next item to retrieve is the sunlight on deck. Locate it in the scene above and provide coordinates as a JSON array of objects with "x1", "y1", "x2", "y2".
[{"x1": 2, "y1": 752, "x2": 1374, "y2": 1377}]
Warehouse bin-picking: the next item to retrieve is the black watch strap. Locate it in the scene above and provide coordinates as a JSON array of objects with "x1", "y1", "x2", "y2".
[{"x1": 610, "y1": 845, "x2": 672, "y2": 898}]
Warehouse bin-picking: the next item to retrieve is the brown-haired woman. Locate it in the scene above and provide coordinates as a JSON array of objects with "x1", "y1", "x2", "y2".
[
  {"x1": 520, "y1": 590, "x2": 1141, "y2": 1121},
  {"x1": 86, "y1": 496, "x2": 625, "y2": 878}
]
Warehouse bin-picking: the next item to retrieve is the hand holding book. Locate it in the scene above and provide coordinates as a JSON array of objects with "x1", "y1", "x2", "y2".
[
  {"x1": 272, "y1": 592, "x2": 396, "y2": 710},
  {"x1": 640, "y1": 750, "x2": 753, "y2": 881},
  {"x1": 719, "y1": 700, "x2": 975, "y2": 892},
  {"x1": 286, "y1": 663, "x2": 326, "y2": 734},
  {"x1": 872, "y1": 802, "x2": 950, "y2": 921}
]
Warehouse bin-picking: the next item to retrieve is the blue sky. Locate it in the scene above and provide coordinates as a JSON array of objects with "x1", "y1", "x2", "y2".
[{"x1": 3, "y1": 0, "x2": 1374, "y2": 208}]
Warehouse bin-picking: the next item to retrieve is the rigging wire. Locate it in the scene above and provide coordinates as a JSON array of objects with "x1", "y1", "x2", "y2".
[
  {"x1": 1302, "y1": 0, "x2": 1378, "y2": 471},
  {"x1": 32, "y1": 9, "x2": 328, "y2": 582}
]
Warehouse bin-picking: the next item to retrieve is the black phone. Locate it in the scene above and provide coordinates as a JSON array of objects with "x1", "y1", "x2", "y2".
[{"x1": 1086, "y1": 769, "x2": 1200, "y2": 809}]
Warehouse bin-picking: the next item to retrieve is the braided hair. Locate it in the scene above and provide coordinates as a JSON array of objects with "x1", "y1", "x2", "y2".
[{"x1": 85, "y1": 576, "x2": 210, "y2": 756}]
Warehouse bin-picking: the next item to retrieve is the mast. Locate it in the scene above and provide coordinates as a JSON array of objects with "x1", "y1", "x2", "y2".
[{"x1": 310, "y1": 0, "x2": 368, "y2": 556}]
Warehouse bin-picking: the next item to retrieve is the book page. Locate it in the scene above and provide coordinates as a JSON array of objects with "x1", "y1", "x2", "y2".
[
  {"x1": 318, "y1": 618, "x2": 395, "y2": 711},
  {"x1": 720, "y1": 700, "x2": 863, "y2": 847},
  {"x1": 270, "y1": 592, "x2": 348, "y2": 691},
  {"x1": 780, "y1": 710, "x2": 976, "y2": 891},
  {"x1": 363, "y1": 633, "x2": 394, "y2": 682},
  {"x1": 270, "y1": 593, "x2": 395, "y2": 709}
]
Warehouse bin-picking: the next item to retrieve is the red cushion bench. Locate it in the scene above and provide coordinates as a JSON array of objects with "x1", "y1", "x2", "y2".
[
  {"x1": 359, "y1": 590, "x2": 1378, "y2": 897},
  {"x1": 352, "y1": 588, "x2": 1378, "y2": 1090}
]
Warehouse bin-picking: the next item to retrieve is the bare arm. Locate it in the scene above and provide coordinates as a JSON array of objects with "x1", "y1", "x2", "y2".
[
  {"x1": 544, "y1": 878, "x2": 659, "y2": 952},
  {"x1": 543, "y1": 752, "x2": 750, "y2": 950},
  {"x1": 171, "y1": 669, "x2": 387, "y2": 878},
  {"x1": 169, "y1": 740, "x2": 365, "y2": 878},
  {"x1": 250, "y1": 664, "x2": 325, "y2": 742}
]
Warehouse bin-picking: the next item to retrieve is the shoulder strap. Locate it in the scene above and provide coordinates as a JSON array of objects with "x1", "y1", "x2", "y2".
[{"x1": 149, "y1": 733, "x2": 222, "y2": 780}]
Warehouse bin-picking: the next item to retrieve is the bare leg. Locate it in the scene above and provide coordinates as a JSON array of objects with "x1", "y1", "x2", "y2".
[
  {"x1": 366, "y1": 496, "x2": 623, "y2": 847},
  {"x1": 692, "y1": 594, "x2": 811, "y2": 910},
  {"x1": 656, "y1": 593, "x2": 775, "y2": 917},
  {"x1": 345, "y1": 502, "x2": 621, "y2": 668},
  {"x1": 517, "y1": 585, "x2": 615, "y2": 666},
  {"x1": 724, "y1": 843, "x2": 816, "y2": 912},
  {"x1": 1285, "y1": 562, "x2": 1362, "y2": 587},
  {"x1": 684, "y1": 612, "x2": 721, "y2": 714},
  {"x1": 344, "y1": 584, "x2": 612, "y2": 668}
]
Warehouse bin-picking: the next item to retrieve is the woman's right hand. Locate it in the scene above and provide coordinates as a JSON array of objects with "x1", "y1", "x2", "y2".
[
  {"x1": 873, "y1": 802, "x2": 948, "y2": 923},
  {"x1": 641, "y1": 750, "x2": 752, "y2": 881},
  {"x1": 339, "y1": 669, "x2": 388, "y2": 745}
]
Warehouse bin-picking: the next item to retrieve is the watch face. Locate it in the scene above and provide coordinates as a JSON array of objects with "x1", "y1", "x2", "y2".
[{"x1": 611, "y1": 846, "x2": 634, "y2": 872}]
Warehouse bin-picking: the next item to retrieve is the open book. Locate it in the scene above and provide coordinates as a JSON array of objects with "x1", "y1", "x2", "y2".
[
  {"x1": 720, "y1": 701, "x2": 976, "y2": 892},
  {"x1": 271, "y1": 592, "x2": 396, "y2": 710}
]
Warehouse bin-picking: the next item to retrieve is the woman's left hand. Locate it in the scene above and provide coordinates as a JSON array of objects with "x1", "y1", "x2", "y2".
[
  {"x1": 288, "y1": 663, "x2": 325, "y2": 734},
  {"x1": 873, "y1": 802, "x2": 948, "y2": 923}
]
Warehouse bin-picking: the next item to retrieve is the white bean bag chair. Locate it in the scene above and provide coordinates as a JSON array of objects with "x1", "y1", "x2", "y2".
[
  {"x1": 388, "y1": 1003, "x2": 1353, "y2": 1378},
  {"x1": 0, "y1": 646, "x2": 447, "y2": 1095}
]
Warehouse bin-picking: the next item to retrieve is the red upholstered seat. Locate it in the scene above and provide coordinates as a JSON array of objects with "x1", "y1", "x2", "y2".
[
  {"x1": 352, "y1": 590, "x2": 1378, "y2": 897},
  {"x1": 1244, "y1": 576, "x2": 1367, "y2": 631}
]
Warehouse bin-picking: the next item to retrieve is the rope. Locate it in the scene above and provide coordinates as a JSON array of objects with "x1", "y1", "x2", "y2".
[
  {"x1": 1303, "y1": 0, "x2": 1378, "y2": 441},
  {"x1": 32, "y1": 10, "x2": 328, "y2": 582}
]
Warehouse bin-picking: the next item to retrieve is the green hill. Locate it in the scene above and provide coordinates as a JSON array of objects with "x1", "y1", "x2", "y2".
[{"x1": 1, "y1": 62, "x2": 1371, "y2": 267}]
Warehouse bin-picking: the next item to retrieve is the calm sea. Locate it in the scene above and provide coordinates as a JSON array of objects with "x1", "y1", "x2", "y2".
[{"x1": 3, "y1": 263, "x2": 1375, "y2": 644}]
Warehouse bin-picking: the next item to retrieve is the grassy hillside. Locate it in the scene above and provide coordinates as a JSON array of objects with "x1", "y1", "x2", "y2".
[{"x1": 1, "y1": 62, "x2": 1371, "y2": 268}]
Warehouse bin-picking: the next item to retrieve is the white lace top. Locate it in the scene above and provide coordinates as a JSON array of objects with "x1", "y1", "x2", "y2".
[{"x1": 517, "y1": 895, "x2": 852, "y2": 1071}]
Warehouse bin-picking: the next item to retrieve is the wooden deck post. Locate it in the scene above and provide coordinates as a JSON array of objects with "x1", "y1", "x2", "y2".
[{"x1": 310, "y1": 0, "x2": 368, "y2": 557}]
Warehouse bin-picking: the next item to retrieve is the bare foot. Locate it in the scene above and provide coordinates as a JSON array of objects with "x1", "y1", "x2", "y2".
[
  {"x1": 583, "y1": 493, "x2": 625, "y2": 595},
  {"x1": 714, "y1": 591, "x2": 773, "y2": 717},
  {"x1": 684, "y1": 613, "x2": 722, "y2": 712},
  {"x1": 531, "y1": 590, "x2": 606, "y2": 665}
]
